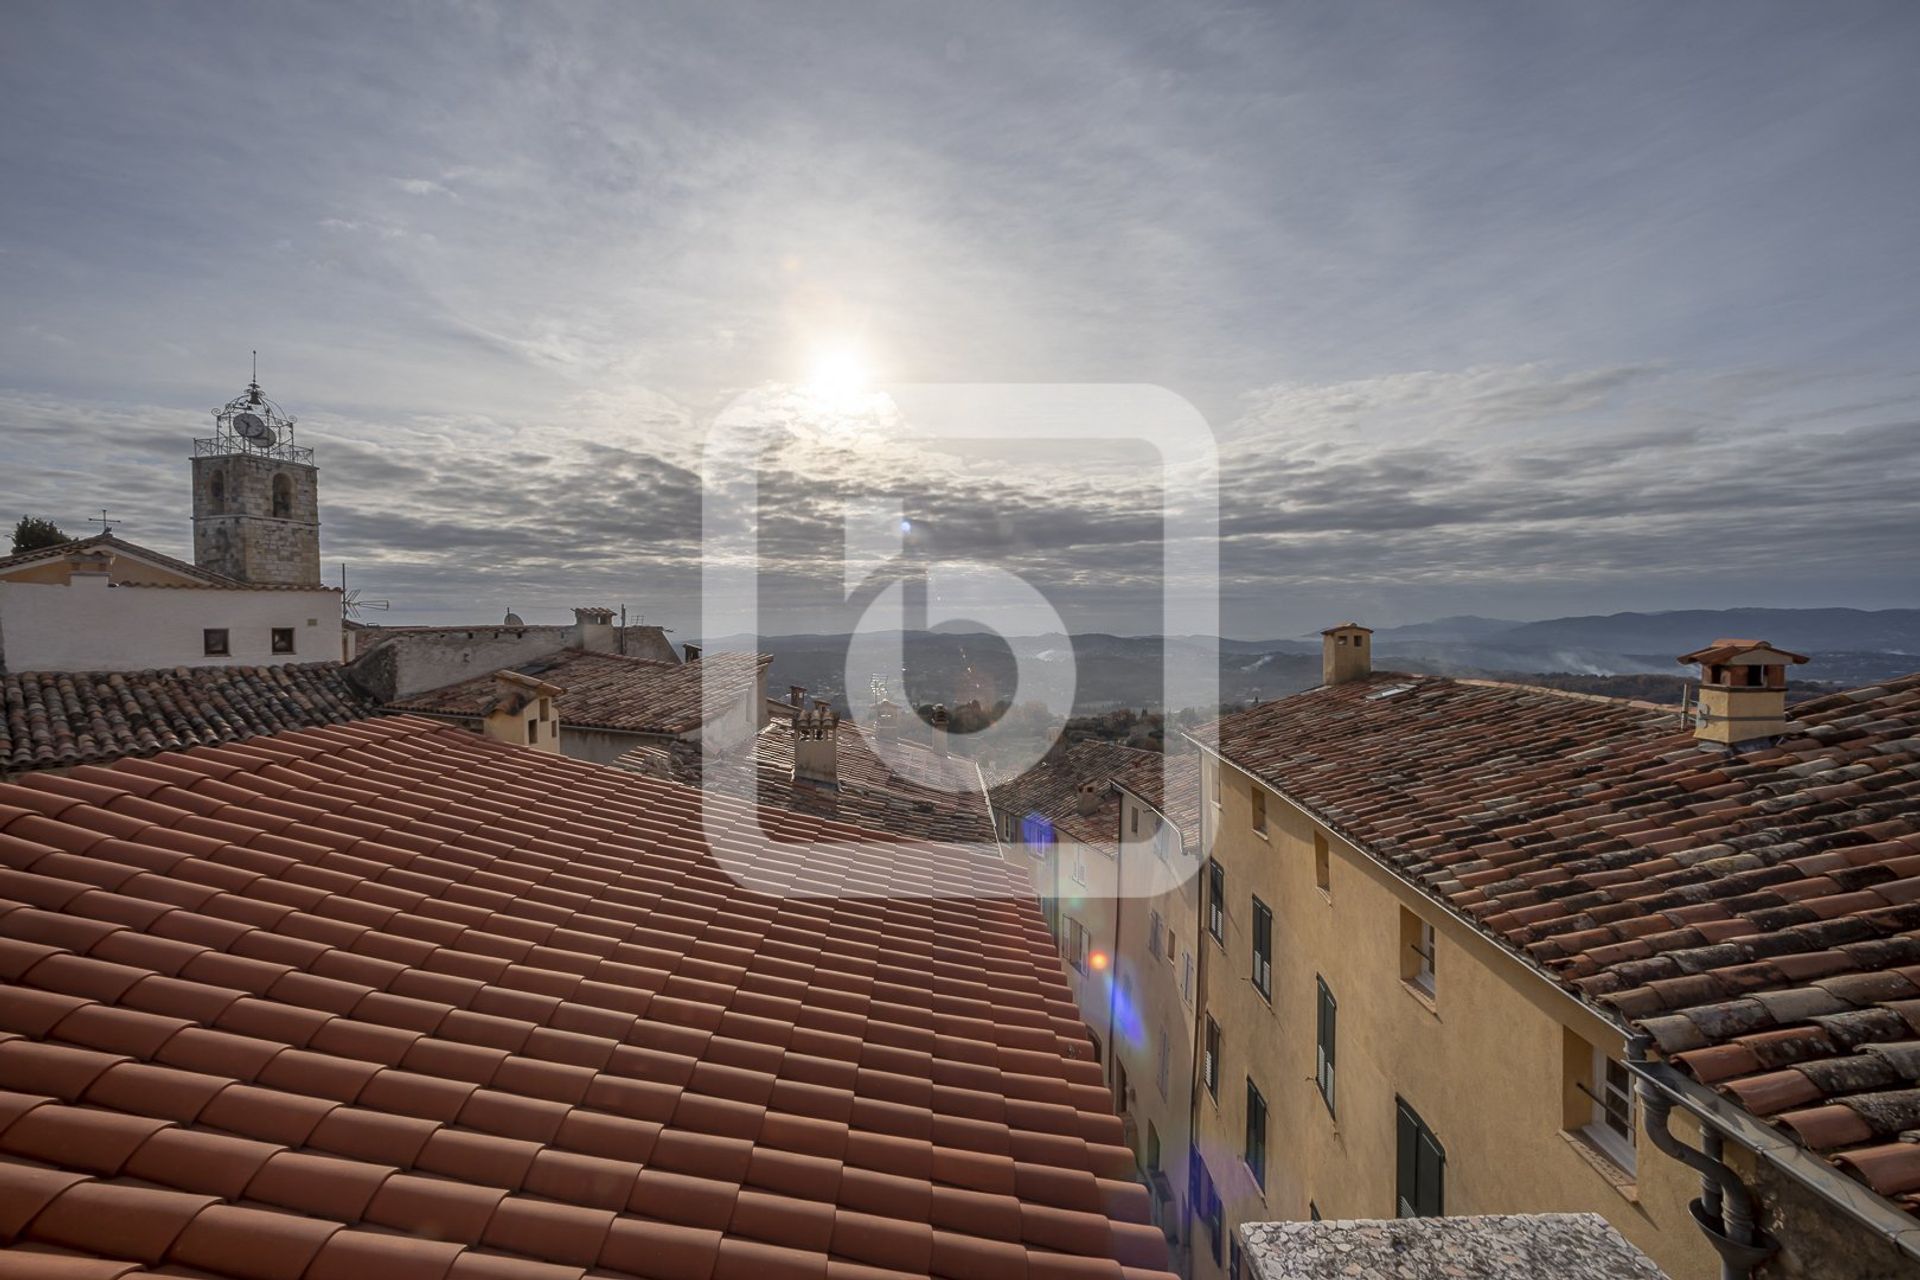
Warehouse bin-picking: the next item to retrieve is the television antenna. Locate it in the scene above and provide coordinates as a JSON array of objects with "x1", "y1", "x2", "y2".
[
  {"x1": 86, "y1": 509, "x2": 124, "y2": 535},
  {"x1": 339, "y1": 563, "x2": 389, "y2": 623}
]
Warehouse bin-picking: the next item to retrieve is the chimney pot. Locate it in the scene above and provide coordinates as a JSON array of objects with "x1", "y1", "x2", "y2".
[
  {"x1": 683, "y1": 643, "x2": 702, "y2": 663},
  {"x1": 874, "y1": 698, "x2": 899, "y2": 745},
  {"x1": 1075, "y1": 779, "x2": 1104, "y2": 817},
  {"x1": 1321, "y1": 621, "x2": 1373, "y2": 686},
  {"x1": 930, "y1": 703, "x2": 950, "y2": 758},
  {"x1": 793, "y1": 703, "x2": 840, "y2": 785},
  {"x1": 789, "y1": 685, "x2": 806, "y2": 707},
  {"x1": 1678, "y1": 639, "x2": 1809, "y2": 745}
]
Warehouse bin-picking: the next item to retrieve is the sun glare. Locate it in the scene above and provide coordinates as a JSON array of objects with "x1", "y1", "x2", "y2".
[{"x1": 804, "y1": 344, "x2": 871, "y2": 400}]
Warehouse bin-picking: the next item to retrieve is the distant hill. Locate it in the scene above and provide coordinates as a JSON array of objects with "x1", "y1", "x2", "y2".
[
  {"x1": 708, "y1": 606, "x2": 1919, "y2": 719},
  {"x1": 1492, "y1": 608, "x2": 1920, "y2": 655}
]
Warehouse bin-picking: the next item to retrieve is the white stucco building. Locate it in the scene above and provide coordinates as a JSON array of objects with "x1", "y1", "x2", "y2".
[{"x1": 0, "y1": 535, "x2": 342, "y2": 672}]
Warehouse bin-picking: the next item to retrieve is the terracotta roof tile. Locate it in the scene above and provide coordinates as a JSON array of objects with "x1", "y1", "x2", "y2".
[
  {"x1": 0, "y1": 714, "x2": 1167, "y2": 1280},
  {"x1": 1198, "y1": 667, "x2": 1920, "y2": 1225},
  {"x1": 391, "y1": 650, "x2": 767, "y2": 736},
  {"x1": 618, "y1": 724, "x2": 998, "y2": 847},
  {"x1": 2, "y1": 664, "x2": 379, "y2": 773}
]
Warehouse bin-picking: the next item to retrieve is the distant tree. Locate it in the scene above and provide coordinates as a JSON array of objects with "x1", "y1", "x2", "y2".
[{"x1": 10, "y1": 515, "x2": 70, "y2": 554}]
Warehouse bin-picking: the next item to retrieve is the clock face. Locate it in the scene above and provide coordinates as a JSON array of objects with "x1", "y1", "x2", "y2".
[{"x1": 233, "y1": 411, "x2": 272, "y2": 442}]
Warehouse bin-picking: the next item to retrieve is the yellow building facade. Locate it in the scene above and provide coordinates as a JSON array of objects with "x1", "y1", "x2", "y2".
[{"x1": 1188, "y1": 755, "x2": 1720, "y2": 1280}]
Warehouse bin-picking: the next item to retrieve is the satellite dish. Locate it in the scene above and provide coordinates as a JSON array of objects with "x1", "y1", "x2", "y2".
[{"x1": 232, "y1": 411, "x2": 273, "y2": 443}]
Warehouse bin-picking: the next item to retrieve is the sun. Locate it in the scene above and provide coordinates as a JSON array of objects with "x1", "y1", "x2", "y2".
[{"x1": 804, "y1": 343, "x2": 871, "y2": 400}]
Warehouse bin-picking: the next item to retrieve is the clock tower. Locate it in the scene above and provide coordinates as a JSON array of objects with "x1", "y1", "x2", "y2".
[{"x1": 190, "y1": 367, "x2": 322, "y2": 586}]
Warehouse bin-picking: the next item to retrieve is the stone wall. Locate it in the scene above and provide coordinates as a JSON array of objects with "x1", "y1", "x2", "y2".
[
  {"x1": 1753, "y1": 1157, "x2": 1920, "y2": 1280},
  {"x1": 191, "y1": 453, "x2": 321, "y2": 586},
  {"x1": 350, "y1": 626, "x2": 581, "y2": 702}
]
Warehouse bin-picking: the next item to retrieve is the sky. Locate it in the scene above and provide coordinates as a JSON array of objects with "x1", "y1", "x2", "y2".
[{"x1": 2, "y1": 1, "x2": 1917, "y2": 638}]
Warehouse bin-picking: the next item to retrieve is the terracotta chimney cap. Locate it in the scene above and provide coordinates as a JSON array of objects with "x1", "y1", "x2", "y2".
[{"x1": 1677, "y1": 639, "x2": 1810, "y2": 666}]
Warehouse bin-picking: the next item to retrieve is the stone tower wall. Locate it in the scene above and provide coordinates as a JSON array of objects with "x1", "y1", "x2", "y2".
[{"x1": 191, "y1": 454, "x2": 321, "y2": 585}]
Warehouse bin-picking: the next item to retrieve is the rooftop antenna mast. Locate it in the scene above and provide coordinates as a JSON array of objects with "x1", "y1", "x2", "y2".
[{"x1": 86, "y1": 509, "x2": 124, "y2": 535}]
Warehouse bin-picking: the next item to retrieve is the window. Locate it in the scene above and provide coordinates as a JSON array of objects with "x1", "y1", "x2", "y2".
[
  {"x1": 202, "y1": 628, "x2": 230, "y2": 657},
  {"x1": 1203, "y1": 1016, "x2": 1221, "y2": 1099},
  {"x1": 1314, "y1": 830, "x2": 1331, "y2": 894},
  {"x1": 1065, "y1": 918, "x2": 1089, "y2": 973},
  {"x1": 1207, "y1": 860, "x2": 1226, "y2": 942},
  {"x1": 1198, "y1": 1162, "x2": 1223, "y2": 1264},
  {"x1": 209, "y1": 470, "x2": 226, "y2": 512},
  {"x1": 1130, "y1": 805, "x2": 1139, "y2": 835},
  {"x1": 1148, "y1": 909, "x2": 1164, "y2": 960},
  {"x1": 1071, "y1": 850, "x2": 1088, "y2": 885},
  {"x1": 1156, "y1": 1027, "x2": 1170, "y2": 1098},
  {"x1": 1309, "y1": 1201, "x2": 1321, "y2": 1222},
  {"x1": 270, "y1": 627, "x2": 295, "y2": 654},
  {"x1": 1181, "y1": 951, "x2": 1195, "y2": 1005},
  {"x1": 1165, "y1": 927, "x2": 1177, "y2": 964},
  {"x1": 1146, "y1": 1122, "x2": 1161, "y2": 1171},
  {"x1": 1585, "y1": 1050, "x2": 1638, "y2": 1171},
  {"x1": 1568, "y1": 1036, "x2": 1639, "y2": 1172},
  {"x1": 1251, "y1": 897, "x2": 1273, "y2": 999},
  {"x1": 1244, "y1": 1078, "x2": 1267, "y2": 1188},
  {"x1": 1229, "y1": 1238, "x2": 1243, "y2": 1280},
  {"x1": 1250, "y1": 785, "x2": 1266, "y2": 833},
  {"x1": 1402, "y1": 909, "x2": 1437, "y2": 997},
  {"x1": 271, "y1": 473, "x2": 293, "y2": 518},
  {"x1": 1315, "y1": 976, "x2": 1337, "y2": 1114},
  {"x1": 1211, "y1": 762, "x2": 1222, "y2": 805},
  {"x1": 527, "y1": 718, "x2": 539, "y2": 742},
  {"x1": 1396, "y1": 1099, "x2": 1445, "y2": 1218},
  {"x1": 1114, "y1": 1055, "x2": 1130, "y2": 1113}
]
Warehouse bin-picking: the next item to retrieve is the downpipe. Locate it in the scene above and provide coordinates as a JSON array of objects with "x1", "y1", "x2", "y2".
[{"x1": 1631, "y1": 1036, "x2": 1778, "y2": 1280}]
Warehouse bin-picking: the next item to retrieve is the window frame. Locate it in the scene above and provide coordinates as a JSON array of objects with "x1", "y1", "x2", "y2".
[
  {"x1": 1207, "y1": 860, "x2": 1225, "y2": 943},
  {"x1": 1250, "y1": 897, "x2": 1273, "y2": 1000},
  {"x1": 1203, "y1": 1015, "x2": 1220, "y2": 1099},
  {"x1": 1583, "y1": 1047, "x2": 1639, "y2": 1173},
  {"x1": 1315, "y1": 976, "x2": 1337, "y2": 1115},
  {"x1": 1395, "y1": 1098, "x2": 1446, "y2": 1218},
  {"x1": 202, "y1": 628, "x2": 230, "y2": 657},
  {"x1": 1244, "y1": 1077, "x2": 1268, "y2": 1189},
  {"x1": 1412, "y1": 918, "x2": 1437, "y2": 996},
  {"x1": 1249, "y1": 784, "x2": 1266, "y2": 834},
  {"x1": 270, "y1": 626, "x2": 295, "y2": 655}
]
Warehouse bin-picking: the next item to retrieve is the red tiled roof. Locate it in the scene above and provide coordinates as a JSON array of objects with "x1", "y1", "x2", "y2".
[
  {"x1": 988, "y1": 743, "x2": 1188, "y2": 857},
  {"x1": 391, "y1": 651, "x2": 769, "y2": 737},
  {"x1": 0, "y1": 715, "x2": 1168, "y2": 1280},
  {"x1": 2, "y1": 665, "x2": 381, "y2": 774},
  {"x1": 1199, "y1": 670, "x2": 1920, "y2": 1214},
  {"x1": 616, "y1": 727, "x2": 998, "y2": 847}
]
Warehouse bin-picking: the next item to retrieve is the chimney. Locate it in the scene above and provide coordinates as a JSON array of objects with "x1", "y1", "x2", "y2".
[
  {"x1": 793, "y1": 701, "x2": 839, "y2": 785},
  {"x1": 484, "y1": 670, "x2": 564, "y2": 753},
  {"x1": 1321, "y1": 622, "x2": 1373, "y2": 686},
  {"x1": 1679, "y1": 639, "x2": 1809, "y2": 745},
  {"x1": 930, "y1": 703, "x2": 950, "y2": 758},
  {"x1": 789, "y1": 685, "x2": 807, "y2": 708},
  {"x1": 572, "y1": 606, "x2": 616, "y2": 652},
  {"x1": 1076, "y1": 778, "x2": 1104, "y2": 817},
  {"x1": 682, "y1": 643, "x2": 701, "y2": 663},
  {"x1": 874, "y1": 698, "x2": 899, "y2": 745}
]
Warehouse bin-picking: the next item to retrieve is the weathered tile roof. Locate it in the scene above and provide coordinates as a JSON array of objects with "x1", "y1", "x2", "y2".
[
  {"x1": 0, "y1": 715, "x2": 1170, "y2": 1280},
  {"x1": 2, "y1": 664, "x2": 380, "y2": 774},
  {"x1": 988, "y1": 742, "x2": 1194, "y2": 857},
  {"x1": 1199, "y1": 670, "x2": 1920, "y2": 1213},
  {"x1": 391, "y1": 651, "x2": 769, "y2": 736},
  {"x1": 616, "y1": 726, "x2": 998, "y2": 847}
]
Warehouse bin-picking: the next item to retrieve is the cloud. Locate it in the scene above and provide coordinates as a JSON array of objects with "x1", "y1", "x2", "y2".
[{"x1": 2, "y1": 360, "x2": 1913, "y2": 637}]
